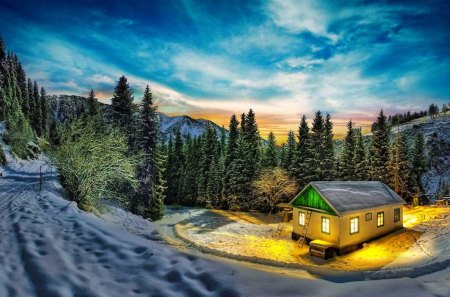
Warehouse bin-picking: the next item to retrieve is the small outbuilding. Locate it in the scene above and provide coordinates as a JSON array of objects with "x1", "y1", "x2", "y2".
[{"x1": 290, "y1": 181, "x2": 405, "y2": 257}]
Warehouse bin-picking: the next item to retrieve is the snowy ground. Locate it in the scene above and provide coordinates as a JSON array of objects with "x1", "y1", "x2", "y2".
[
  {"x1": 1, "y1": 124, "x2": 450, "y2": 296},
  {"x1": 175, "y1": 207, "x2": 450, "y2": 275}
]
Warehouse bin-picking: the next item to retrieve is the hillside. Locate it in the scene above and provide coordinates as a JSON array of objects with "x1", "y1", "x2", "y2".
[
  {"x1": 390, "y1": 113, "x2": 450, "y2": 196},
  {"x1": 159, "y1": 113, "x2": 225, "y2": 142},
  {"x1": 46, "y1": 95, "x2": 226, "y2": 141}
]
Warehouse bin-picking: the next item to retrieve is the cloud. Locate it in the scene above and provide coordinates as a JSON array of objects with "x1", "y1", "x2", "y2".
[
  {"x1": 265, "y1": 0, "x2": 338, "y2": 41},
  {"x1": 1, "y1": 0, "x2": 449, "y2": 143}
]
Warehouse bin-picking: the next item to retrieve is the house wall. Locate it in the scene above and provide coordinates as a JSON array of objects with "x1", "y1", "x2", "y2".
[
  {"x1": 338, "y1": 204, "x2": 403, "y2": 248},
  {"x1": 293, "y1": 205, "x2": 403, "y2": 249},
  {"x1": 292, "y1": 208, "x2": 340, "y2": 246}
]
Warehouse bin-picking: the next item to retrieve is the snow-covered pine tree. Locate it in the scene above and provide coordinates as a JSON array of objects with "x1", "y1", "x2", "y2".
[
  {"x1": 340, "y1": 120, "x2": 356, "y2": 180},
  {"x1": 387, "y1": 132, "x2": 409, "y2": 198},
  {"x1": 409, "y1": 132, "x2": 426, "y2": 191},
  {"x1": 369, "y1": 110, "x2": 390, "y2": 183},
  {"x1": 353, "y1": 128, "x2": 367, "y2": 180},
  {"x1": 262, "y1": 132, "x2": 277, "y2": 168}
]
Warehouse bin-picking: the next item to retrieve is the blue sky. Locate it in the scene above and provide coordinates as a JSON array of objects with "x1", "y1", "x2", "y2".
[{"x1": 1, "y1": 0, "x2": 449, "y2": 139}]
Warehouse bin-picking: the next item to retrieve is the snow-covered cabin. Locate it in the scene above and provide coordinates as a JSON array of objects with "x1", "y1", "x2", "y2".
[{"x1": 290, "y1": 181, "x2": 405, "y2": 255}]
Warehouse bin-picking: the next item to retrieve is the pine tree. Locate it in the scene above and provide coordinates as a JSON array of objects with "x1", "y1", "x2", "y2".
[
  {"x1": 340, "y1": 120, "x2": 356, "y2": 180},
  {"x1": 409, "y1": 132, "x2": 426, "y2": 191},
  {"x1": 165, "y1": 130, "x2": 184, "y2": 205},
  {"x1": 223, "y1": 114, "x2": 239, "y2": 200},
  {"x1": 387, "y1": 132, "x2": 409, "y2": 198},
  {"x1": 131, "y1": 85, "x2": 165, "y2": 220},
  {"x1": 206, "y1": 152, "x2": 222, "y2": 208},
  {"x1": 182, "y1": 136, "x2": 200, "y2": 205},
  {"x1": 26, "y1": 79, "x2": 33, "y2": 122},
  {"x1": 440, "y1": 180, "x2": 449, "y2": 196},
  {"x1": 262, "y1": 132, "x2": 277, "y2": 168},
  {"x1": 293, "y1": 115, "x2": 310, "y2": 188},
  {"x1": 281, "y1": 130, "x2": 296, "y2": 172},
  {"x1": 32, "y1": 81, "x2": 42, "y2": 135},
  {"x1": 322, "y1": 113, "x2": 335, "y2": 180},
  {"x1": 243, "y1": 109, "x2": 260, "y2": 179},
  {"x1": 305, "y1": 111, "x2": 326, "y2": 181},
  {"x1": 0, "y1": 35, "x2": 5, "y2": 61},
  {"x1": 353, "y1": 128, "x2": 367, "y2": 180},
  {"x1": 87, "y1": 89, "x2": 99, "y2": 116},
  {"x1": 227, "y1": 134, "x2": 253, "y2": 210},
  {"x1": 197, "y1": 125, "x2": 219, "y2": 205},
  {"x1": 111, "y1": 76, "x2": 134, "y2": 138},
  {"x1": 40, "y1": 87, "x2": 48, "y2": 137},
  {"x1": 370, "y1": 110, "x2": 390, "y2": 183},
  {"x1": 16, "y1": 61, "x2": 28, "y2": 118}
]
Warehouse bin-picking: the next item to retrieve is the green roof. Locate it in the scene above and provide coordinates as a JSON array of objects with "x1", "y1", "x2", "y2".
[{"x1": 290, "y1": 185, "x2": 337, "y2": 216}]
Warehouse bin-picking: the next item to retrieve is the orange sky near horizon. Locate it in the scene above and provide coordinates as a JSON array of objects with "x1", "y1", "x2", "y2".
[{"x1": 165, "y1": 110, "x2": 374, "y2": 144}]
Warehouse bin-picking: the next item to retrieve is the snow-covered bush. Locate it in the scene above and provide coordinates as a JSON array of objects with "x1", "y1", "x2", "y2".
[
  {"x1": 51, "y1": 119, "x2": 138, "y2": 211},
  {"x1": 3, "y1": 116, "x2": 37, "y2": 159}
]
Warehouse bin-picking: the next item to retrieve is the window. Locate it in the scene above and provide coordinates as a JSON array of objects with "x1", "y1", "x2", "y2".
[
  {"x1": 365, "y1": 213, "x2": 372, "y2": 221},
  {"x1": 394, "y1": 208, "x2": 400, "y2": 222},
  {"x1": 350, "y1": 217, "x2": 359, "y2": 234},
  {"x1": 298, "y1": 212, "x2": 305, "y2": 226},
  {"x1": 377, "y1": 212, "x2": 384, "y2": 227},
  {"x1": 321, "y1": 217, "x2": 330, "y2": 234}
]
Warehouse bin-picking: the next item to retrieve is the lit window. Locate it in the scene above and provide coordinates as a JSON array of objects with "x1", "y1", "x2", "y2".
[
  {"x1": 365, "y1": 213, "x2": 372, "y2": 221},
  {"x1": 394, "y1": 208, "x2": 400, "y2": 222},
  {"x1": 299, "y1": 212, "x2": 305, "y2": 226},
  {"x1": 377, "y1": 212, "x2": 384, "y2": 227},
  {"x1": 350, "y1": 217, "x2": 359, "y2": 234},
  {"x1": 321, "y1": 217, "x2": 330, "y2": 234}
]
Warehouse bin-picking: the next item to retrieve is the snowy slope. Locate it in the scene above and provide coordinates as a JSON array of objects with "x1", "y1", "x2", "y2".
[
  {"x1": 158, "y1": 113, "x2": 226, "y2": 142},
  {"x1": 1, "y1": 122, "x2": 450, "y2": 297},
  {"x1": 390, "y1": 114, "x2": 450, "y2": 196}
]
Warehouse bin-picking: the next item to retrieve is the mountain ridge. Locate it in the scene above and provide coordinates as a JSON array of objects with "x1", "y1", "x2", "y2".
[{"x1": 46, "y1": 95, "x2": 226, "y2": 141}]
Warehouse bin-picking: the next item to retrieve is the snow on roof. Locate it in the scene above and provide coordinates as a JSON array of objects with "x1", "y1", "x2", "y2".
[{"x1": 310, "y1": 181, "x2": 405, "y2": 215}]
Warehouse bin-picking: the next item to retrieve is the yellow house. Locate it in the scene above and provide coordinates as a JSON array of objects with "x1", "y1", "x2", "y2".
[{"x1": 290, "y1": 181, "x2": 404, "y2": 257}]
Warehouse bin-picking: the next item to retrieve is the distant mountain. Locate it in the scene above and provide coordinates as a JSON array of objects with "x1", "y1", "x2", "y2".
[
  {"x1": 158, "y1": 113, "x2": 226, "y2": 141},
  {"x1": 47, "y1": 95, "x2": 227, "y2": 141}
]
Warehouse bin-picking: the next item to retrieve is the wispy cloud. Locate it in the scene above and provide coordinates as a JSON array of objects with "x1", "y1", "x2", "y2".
[{"x1": 1, "y1": 0, "x2": 449, "y2": 142}]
